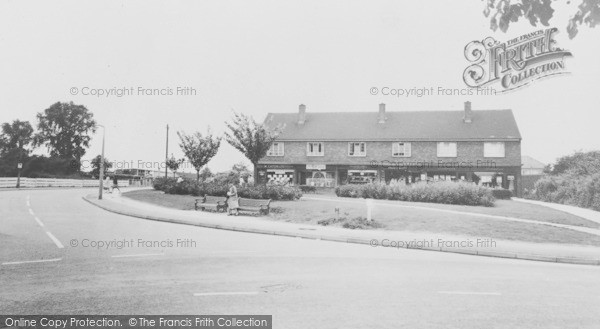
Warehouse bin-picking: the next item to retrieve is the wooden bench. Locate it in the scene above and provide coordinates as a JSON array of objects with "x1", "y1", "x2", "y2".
[
  {"x1": 237, "y1": 198, "x2": 272, "y2": 215},
  {"x1": 195, "y1": 195, "x2": 228, "y2": 212}
]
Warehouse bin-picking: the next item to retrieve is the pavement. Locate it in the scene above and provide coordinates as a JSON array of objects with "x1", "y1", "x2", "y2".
[
  {"x1": 83, "y1": 189, "x2": 600, "y2": 266},
  {"x1": 514, "y1": 197, "x2": 600, "y2": 225},
  {"x1": 2, "y1": 188, "x2": 600, "y2": 328}
]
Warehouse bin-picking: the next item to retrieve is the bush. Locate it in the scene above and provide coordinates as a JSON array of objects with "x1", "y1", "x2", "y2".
[
  {"x1": 152, "y1": 177, "x2": 178, "y2": 192},
  {"x1": 299, "y1": 185, "x2": 317, "y2": 193},
  {"x1": 157, "y1": 178, "x2": 303, "y2": 201},
  {"x1": 532, "y1": 173, "x2": 600, "y2": 211},
  {"x1": 491, "y1": 189, "x2": 512, "y2": 199},
  {"x1": 318, "y1": 216, "x2": 384, "y2": 229},
  {"x1": 238, "y1": 184, "x2": 302, "y2": 201},
  {"x1": 335, "y1": 181, "x2": 495, "y2": 207}
]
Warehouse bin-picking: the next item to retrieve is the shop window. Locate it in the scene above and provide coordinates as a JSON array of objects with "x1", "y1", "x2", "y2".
[
  {"x1": 267, "y1": 142, "x2": 284, "y2": 156},
  {"x1": 392, "y1": 142, "x2": 411, "y2": 157},
  {"x1": 348, "y1": 142, "x2": 366, "y2": 156},
  {"x1": 437, "y1": 142, "x2": 457, "y2": 157},
  {"x1": 484, "y1": 142, "x2": 505, "y2": 157},
  {"x1": 307, "y1": 142, "x2": 324, "y2": 156}
]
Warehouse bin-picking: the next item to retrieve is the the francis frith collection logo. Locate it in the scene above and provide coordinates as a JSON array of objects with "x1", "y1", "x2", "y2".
[{"x1": 463, "y1": 28, "x2": 572, "y2": 92}]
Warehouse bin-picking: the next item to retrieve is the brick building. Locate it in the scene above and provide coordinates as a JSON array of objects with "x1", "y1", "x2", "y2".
[{"x1": 258, "y1": 102, "x2": 522, "y2": 196}]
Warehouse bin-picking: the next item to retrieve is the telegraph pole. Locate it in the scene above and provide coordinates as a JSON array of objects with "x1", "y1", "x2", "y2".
[
  {"x1": 165, "y1": 124, "x2": 169, "y2": 178},
  {"x1": 97, "y1": 125, "x2": 106, "y2": 200}
]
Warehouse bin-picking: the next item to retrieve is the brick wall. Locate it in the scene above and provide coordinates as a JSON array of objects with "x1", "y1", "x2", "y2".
[{"x1": 260, "y1": 141, "x2": 521, "y2": 168}]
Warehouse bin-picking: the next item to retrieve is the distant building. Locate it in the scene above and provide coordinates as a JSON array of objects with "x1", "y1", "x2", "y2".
[
  {"x1": 521, "y1": 156, "x2": 545, "y2": 176},
  {"x1": 259, "y1": 102, "x2": 523, "y2": 196}
]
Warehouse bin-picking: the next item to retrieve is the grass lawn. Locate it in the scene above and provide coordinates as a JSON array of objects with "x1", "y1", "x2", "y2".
[{"x1": 123, "y1": 190, "x2": 600, "y2": 246}]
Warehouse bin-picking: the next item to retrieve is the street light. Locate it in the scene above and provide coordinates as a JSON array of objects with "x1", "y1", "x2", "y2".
[{"x1": 97, "y1": 124, "x2": 106, "y2": 200}]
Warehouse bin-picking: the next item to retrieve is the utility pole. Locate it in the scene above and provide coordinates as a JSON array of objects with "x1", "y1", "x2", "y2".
[
  {"x1": 97, "y1": 125, "x2": 105, "y2": 200},
  {"x1": 16, "y1": 144, "x2": 23, "y2": 188},
  {"x1": 165, "y1": 124, "x2": 169, "y2": 178}
]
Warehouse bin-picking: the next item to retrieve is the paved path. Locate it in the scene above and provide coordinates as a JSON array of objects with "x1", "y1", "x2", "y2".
[{"x1": 514, "y1": 198, "x2": 600, "y2": 225}]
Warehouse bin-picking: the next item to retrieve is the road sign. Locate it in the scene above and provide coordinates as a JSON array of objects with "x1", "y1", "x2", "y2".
[{"x1": 17, "y1": 163, "x2": 23, "y2": 169}]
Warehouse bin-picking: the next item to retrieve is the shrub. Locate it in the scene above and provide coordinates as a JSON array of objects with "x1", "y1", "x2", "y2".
[
  {"x1": 335, "y1": 181, "x2": 495, "y2": 207},
  {"x1": 299, "y1": 185, "x2": 317, "y2": 193},
  {"x1": 532, "y1": 173, "x2": 600, "y2": 211},
  {"x1": 238, "y1": 184, "x2": 302, "y2": 201},
  {"x1": 491, "y1": 189, "x2": 512, "y2": 199},
  {"x1": 152, "y1": 177, "x2": 178, "y2": 192},
  {"x1": 317, "y1": 216, "x2": 384, "y2": 229}
]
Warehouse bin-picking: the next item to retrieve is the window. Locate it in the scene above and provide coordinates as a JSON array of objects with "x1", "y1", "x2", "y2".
[
  {"x1": 267, "y1": 142, "x2": 284, "y2": 156},
  {"x1": 348, "y1": 142, "x2": 366, "y2": 156},
  {"x1": 437, "y1": 142, "x2": 457, "y2": 157},
  {"x1": 484, "y1": 142, "x2": 505, "y2": 157},
  {"x1": 392, "y1": 142, "x2": 411, "y2": 157},
  {"x1": 307, "y1": 142, "x2": 324, "y2": 156}
]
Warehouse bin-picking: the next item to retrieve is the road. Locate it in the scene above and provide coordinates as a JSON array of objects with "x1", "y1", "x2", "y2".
[{"x1": 1, "y1": 189, "x2": 599, "y2": 328}]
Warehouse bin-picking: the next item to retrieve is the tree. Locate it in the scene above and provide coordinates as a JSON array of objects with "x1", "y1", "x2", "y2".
[
  {"x1": 482, "y1": 0, "x2": 600, "y2": 38},
  {"x1": 34, "y1": 102, "x2": 96, "y2": 167},
  {"x1": 551, "y1": 150, "x2": 600, "y2": 176},
  {"x1": 166, "y1": 154, "x2": 185, "y2": 177},
  {"x1": 90, "y1": 155, "x2": 113, "y2": 178},
  {"x1": 224, "y1": 112, "x2": 282, "y2": 185},
  {"x1": 199, "y1": 167, "x2": 214, "y2": 182},
  {"x1": 0, "y1": 120, "x2": 34, "y2": 155},
  {"x1": 178, "y1": 129, "x2": 221, "y2": 181}
]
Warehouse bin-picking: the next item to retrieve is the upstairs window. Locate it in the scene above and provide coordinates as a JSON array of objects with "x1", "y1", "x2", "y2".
[
  {"x1": 437, "y1": 142, "x2": 457, "y2": 157},
  {"x1": 267, "y1": 142, "x2": 284, "y2": 156},
  {"x1": 348, "y1": 142, "x2": 366, "y2": 156},
  {"x1": 307, "y1": 142, "x2": 324, "y2": 156},
  {"x1": 392, "y1": 142, "x2": 411, "y2": 157},
  {"x1": 484, "y1": 142, "x2": 505, "y2": 157}
]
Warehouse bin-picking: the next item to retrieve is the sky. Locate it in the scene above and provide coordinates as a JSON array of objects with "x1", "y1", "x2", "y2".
[{"x1": 0, "y1": 0, "x2": 598, "y2": 173}]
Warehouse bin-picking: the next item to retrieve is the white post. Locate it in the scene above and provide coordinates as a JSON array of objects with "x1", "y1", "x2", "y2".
[{"x1": 366, "y1": 198, "x2": 373, "y2": 221}]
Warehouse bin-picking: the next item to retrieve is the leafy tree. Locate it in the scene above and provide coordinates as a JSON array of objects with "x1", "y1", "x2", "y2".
[
  {"x1": 199, "y1": 167, "x2": 214, "y2": 182},
  {"x1": 0, "y1": 120, "x2": 34, "y2": 155},
  {"x1": 551, "y1": 150, "x2": 600, "y2": 176},
  {"x1": 34, "y1": 102, "x2": 96, "y2": 168},
  {"x1": 166, "y1": 154, "x2": 185, "y2": 177},
  {"x1": 224, "y1": 112, "x2": 282, "y2": 185},
  {"x1": 482, "y1": 0, "x2": 600, "y2": 38},
  {"x1": 178, "y1": 128, "x2": 221, "y2": 181},
  {"x1": 90, "y1": 155, "x2": 113, "y2": 178}
]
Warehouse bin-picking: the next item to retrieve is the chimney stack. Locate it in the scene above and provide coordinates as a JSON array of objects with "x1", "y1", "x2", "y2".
[
  {"x1": 463, "y1": 101, "x2": 473, "y2": 123},
  {"x1": 298, "y1": 104, "x2": 306, "y2": 125},
  {"x1": 378, "y1": 103, "x2": 386, "y2": 123}
]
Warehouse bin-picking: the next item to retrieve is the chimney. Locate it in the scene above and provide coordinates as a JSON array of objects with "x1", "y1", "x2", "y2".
[
  {"x1": 378, "y1": 103, "x2": 386, "y2": 123},
  {"x1": 298, "y1": 104, "x2": 306, "y2": 125},
  {"x1": 463, "y1": 101, "x2": 473, "y2": 123}
]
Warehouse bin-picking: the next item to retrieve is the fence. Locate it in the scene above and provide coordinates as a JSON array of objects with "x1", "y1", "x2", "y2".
[{"x1": 0, "y1": 177, "x2": 131, "y2": 189}]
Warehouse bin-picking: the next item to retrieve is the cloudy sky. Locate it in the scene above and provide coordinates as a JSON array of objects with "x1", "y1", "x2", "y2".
[{"x1": 1, "y1": 0, "x2": 598, "y2": 173}]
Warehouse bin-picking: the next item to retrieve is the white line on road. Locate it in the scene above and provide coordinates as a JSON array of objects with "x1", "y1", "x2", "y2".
[
  {"x1": 26, "y1": 199, "x2": 30, "y2": 207},
  {"x1": 33, "y1": 216, "x2": 45, "y2": 227},
  {"x1": 2, "y1": 258, "x2": 62, "y2": 266},
  {"x1": 193, "y1": 292, "x2": 259, "y2": 297},
  {"x1": 45, "y1": 231, "x2": 65, "y2": 249},
  {"x1": 437, "y1": 291, "x2": 502, "y2": 296},
  {"x1": 28, "y1": 208, "x2": 34, "y2": 216},
  {"x1": 111, "y1": 253, "x2": 165, "y2": 258}
]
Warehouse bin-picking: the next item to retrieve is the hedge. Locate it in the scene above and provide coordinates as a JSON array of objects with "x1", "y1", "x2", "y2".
[
  {"x1": 491, "y1": 189, "x2": 513, "y2": 199},
  {"x1": 153, "y1": 177, "x2": 302, "y2": 201},
  {"x1": 335, "y1": 181, "x2": 495, "y2": 207},
  {"x1": 530, "y1": 173, "x2": 600, "y2": 211}
]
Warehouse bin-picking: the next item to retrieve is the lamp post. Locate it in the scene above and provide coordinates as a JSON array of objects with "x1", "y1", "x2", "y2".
[{"x1": 97, "y1": 124, "x2": 106, "y2": 200}]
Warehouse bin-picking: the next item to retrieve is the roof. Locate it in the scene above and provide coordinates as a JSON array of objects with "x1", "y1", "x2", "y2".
[
  {"x1": 521, "y1": 155, "x2": 546, "y2": 169},
  {"x1": 264, "y1": 109, "x2": 521, "y2": 141}
]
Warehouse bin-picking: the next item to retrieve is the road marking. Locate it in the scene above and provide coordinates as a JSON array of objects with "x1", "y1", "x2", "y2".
[
  {"x1": 111, "y1": 253, "x2": 165, "y2": 258},
  {"x1": 193, "y1": 292, "x2": 259, "y2": 297},
  {"x1": 28, "y1": 208, "x2": 34, "y2": 216},
  {"x1": 45, "y1": 231, "x2": 65, "y2": 249},
  {"x1": 437, "y1": 291, "x2": 502, "y2": 296},
  {"x1": 2, "y1": 258, "x2": 62, "y2": 266},
  {"x1": 33, "y1": 216, "x2": 45, "y2": 227},
  {"x1": 26, "y1": 199, "x2": 30, "y2": 207}
]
